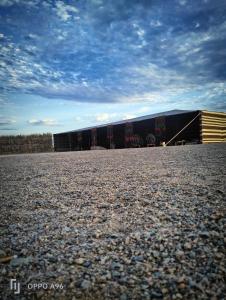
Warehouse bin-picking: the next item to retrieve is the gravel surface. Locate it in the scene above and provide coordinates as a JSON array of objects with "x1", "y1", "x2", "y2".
[{"x1": 0, "y1": 144, "x2": 226, "y2": 300}]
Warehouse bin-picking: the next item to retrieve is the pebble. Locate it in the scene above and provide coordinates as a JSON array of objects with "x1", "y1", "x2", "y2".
[
  {"x1": 75, "y1": 258, "x2": 85, "y2": 265},
  {"x1": 0, "y1": 250, "x2": 6, "y2": 258},
  {"x1": 83, "y1": 260, "x2": 92, "y2": 268},
  {"x1": 178, "y1": 283, "x2": 186, "y2": 289},
  {"x1": 184, "y1": 242, "x2": 192, "y2": 250},
  {"x1": 151, "y1": 290, "x2": 163, "y2": 298},
  {"x1": 175, "y1": 250, "x2": 184, "y2": 259},
  {"x1": 80, "y1": 280, "x2": 91, "y2": 290},
  {"x1": 152, "y1": 251, "x2": 160, "y2": 258},
  {"x1": 132, "y1": 255, "x2": 144, "y2": 262},
  {"x1": 199, "y1": 231, "x2": 210, "y2": 238},
  {"x1": 111, "y1": 262, "x2": 124, "y2": 271}
]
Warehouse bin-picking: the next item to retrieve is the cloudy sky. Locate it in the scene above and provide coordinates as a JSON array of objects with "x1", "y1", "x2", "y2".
[{"x1": 0, "y1": 0, "x2": 226, "y2": 135}]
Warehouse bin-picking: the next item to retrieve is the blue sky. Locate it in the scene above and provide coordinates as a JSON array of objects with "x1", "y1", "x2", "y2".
[{"x1": 0, "y1": 0, "x2": 226, "y2": 135}]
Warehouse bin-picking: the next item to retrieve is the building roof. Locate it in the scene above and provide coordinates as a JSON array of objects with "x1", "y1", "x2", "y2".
[{"x1": 56, "y1": 109, "x2": 197, "y2": 135}]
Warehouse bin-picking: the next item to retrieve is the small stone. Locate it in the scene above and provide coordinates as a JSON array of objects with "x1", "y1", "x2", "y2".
[
  {"x1": 134, "y1": 232, "x2": 141, "y2": 241},
  {"x1": 100, "y1": 256, "x2": 108, "y2": 265},
  {"x1": 112, "y1": 270, "x2": 121, "y2": 278},
  {"x1": 120, "y1": 293, "x2": 128, "y2": 300},
  {"x1": 159, "y1": 245, "x2": 164, "y2": 252},
  {"x1": 80, "y1": 279, "x2": 91, "y2": 289},
  {"x1": 175, "y1": 250, "x2": 184, "y2": 259},
  {"x1": 178, "y1": 283, "x2": 186, "y2": 289},
  {"x1": 189, "y1": 251, "x2": 196, "y2": 259},
  {"x1": 160, "y1": 251, "x2": 167, "y2": 258},
  {"x1": 125, "y1": 237, "x2": 130, "y2": 245},
  {"x1": 199, "y1": 231, "x2": 210, "y2": 238},
  {"x1": 215, "y1": 252, "x2": 223, "y2": 259},
  {"x1": 177, "y1": 276, "x2": 185, "y2": 283},
  {"x1": 111, "y1": 262, "x2": 124, "y2": 271},
  {"x1": 94, "y1": 231, "x2": 101, "y2": 238},
  {"x1": 142, "y1": 199, "x2": 150, "y2": 206},
  {"x1": 162, "y1": 288, "x2": 168, "y2": 294},
  {"x1": 75, "y1": 258, "x2": 85, "y2": 265},
  {"x1": 48, "y1": 256, "x2": 57, "y2": 263},
  {"x1": 151, "y1": 290, "x2": 163, "y2": 298},
  {"x1": 0, "y1": 250, "x2": 6, "y2": 258},
  {"x1": 132, "y1": 255, "x2": 144, "y2": 262},
  {"x1": 152, "y1": 251, "x2": 160, "y2": 258},
  {"x1": 62, "y1": 226, "x2": 71, "y2": 233},
  {"x1": 163, "y1": 258, "x2": 171, "y2": 264},
  {"x1": 97, "y1": 271, "x2": 111, "y2": 283},
  {"x1": 184, "y1": 242, "x2": 192, "y2": 250},
  {"x1": 210, "y1": 231, "x2": 220, "y2": 238},
  {"x1": 83, "y1": 260, "x2": 92, "y2": 268},
  {"x1": 175, "y1": 293, "x2": 183, "y2": 299},
  {"x1": 20, "y1": 249, "x2": 28, "y2": 256}
]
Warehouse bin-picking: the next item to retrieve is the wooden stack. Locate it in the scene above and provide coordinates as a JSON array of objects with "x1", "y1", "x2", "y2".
[{"x1": 200, "y1": 111, "x2": 226, "y2": 143}]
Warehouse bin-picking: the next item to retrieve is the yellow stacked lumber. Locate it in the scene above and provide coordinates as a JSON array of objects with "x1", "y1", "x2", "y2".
[{"x1": 201, "y1": 111, "x2": 226, "y2": 143}]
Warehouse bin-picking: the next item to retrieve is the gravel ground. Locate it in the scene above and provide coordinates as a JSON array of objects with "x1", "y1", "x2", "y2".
[{"x1": 0, "y1": 144, "x2": 226, "y2": 300}]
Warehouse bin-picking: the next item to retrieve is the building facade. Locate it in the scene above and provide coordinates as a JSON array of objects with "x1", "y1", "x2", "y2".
[{"x1": 54, "y1": 110, "x2": 226, "y2": 152}]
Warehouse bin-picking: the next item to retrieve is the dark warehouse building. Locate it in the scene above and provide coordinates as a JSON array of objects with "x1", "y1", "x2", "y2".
[{"x1": 54, "y1": 110, "x2": 226, "y2": 152}]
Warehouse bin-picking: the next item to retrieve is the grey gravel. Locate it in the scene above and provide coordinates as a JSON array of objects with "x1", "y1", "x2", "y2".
[{"x1": 0, "y1": 143, "x2": 226, "y2": 300}]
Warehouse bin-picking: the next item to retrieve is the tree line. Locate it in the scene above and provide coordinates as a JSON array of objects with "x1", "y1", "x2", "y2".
[{"x1": 0, "y1": 133, "x2": 53, "y2": 155}]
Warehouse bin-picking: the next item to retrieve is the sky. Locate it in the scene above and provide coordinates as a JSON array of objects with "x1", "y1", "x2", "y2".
[{"x1": 0, "y1": 0, "x2": 226, "y2": 135}]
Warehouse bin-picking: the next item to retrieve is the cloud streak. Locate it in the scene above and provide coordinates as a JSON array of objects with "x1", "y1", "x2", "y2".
[
  {"x1": 28, "y1": 118, "x2": 59, "y2": 126},
  {"x1": 0, "y1": 118, "x2": 16, "y2": 126}
]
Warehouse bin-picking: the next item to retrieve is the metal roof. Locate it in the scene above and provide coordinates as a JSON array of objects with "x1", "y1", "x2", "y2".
[{"x1": 56, "y1": 109, "x2": 197, "y2": 135}]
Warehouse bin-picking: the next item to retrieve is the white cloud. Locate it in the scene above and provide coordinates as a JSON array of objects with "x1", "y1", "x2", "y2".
[
  {"x1": 0, "y1": 0, "x2": 38, "y2": 6},
  {"x1": 138, "y1": 106, "x2": 150, "y2": 113},
  {"x1": 137, "y1": 28, "x2": 145, "y2": 38},
  {"x1": 28, "y1": 118, "x2": 58, "y2": 126},
  {"x1": 122, "y1": 114, "x2": 136, "y2": 120},
  {"x1": 0, "y1": 0, "x2": 19, "y2": 6},
  {"x1": 95, "y1": 113, "x2": 110, "y2": 122},
  {"x1": 118, "y1": 91, "x2": 167, "y2": 104},
  {"x1": 27, "y1": 33, "x2": 38, "y2": 39},
  {"x1": 55, "y1": 1, "x2": 79, "y2": 22},
  {"x1": 150, "y1": 20, "x2": 162, "y2": 27}
]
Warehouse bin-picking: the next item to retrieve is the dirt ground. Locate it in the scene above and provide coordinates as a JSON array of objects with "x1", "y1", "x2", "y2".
[{"x1": 0, "y1": 143, "x2": 226, "y2": 300}]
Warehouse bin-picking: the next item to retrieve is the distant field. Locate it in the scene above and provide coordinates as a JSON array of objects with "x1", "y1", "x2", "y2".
[{"x1": 0, "y1": 144, "x2": 226, "y2": 299}]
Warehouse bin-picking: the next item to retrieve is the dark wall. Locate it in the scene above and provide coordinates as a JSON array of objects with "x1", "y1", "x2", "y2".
[
  {"x1": 97, "y1": 127, "x2": 108, "y2": 148},
  {"x1": 71, "y1": 132, "x2": 78, "y2": 150},
  {"x1": 82, "y1": 130, "x2": 91, "y2": 150},
  {"x1": 54, "y1": 133, "x2": 70, "y2": 151},
  {"x1": 165, "y1": 111, "x2": 200, "y2": 144},
  {"x1": 54, "y1": 111, "x2": 201, "y2": 151},
  {"x1": 133, "y1": 118, "x2": 155, "y2": 146},
  {"x1": 114, "y1": 124, "x2": 125, "y2": 148}
]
